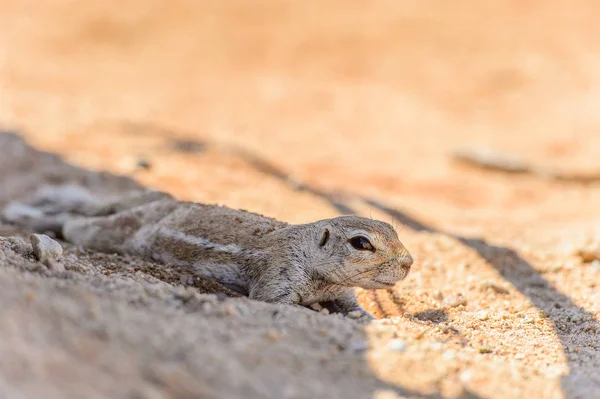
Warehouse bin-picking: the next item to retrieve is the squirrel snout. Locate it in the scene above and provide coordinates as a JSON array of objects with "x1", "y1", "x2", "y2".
[{"x1": 398, "y1": 252, "x2": 413, "y2": 270}]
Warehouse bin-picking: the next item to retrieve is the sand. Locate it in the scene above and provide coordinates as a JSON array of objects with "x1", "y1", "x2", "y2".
[{"x1": 1, "y1": 2, "x2": 600, "y2": 398}]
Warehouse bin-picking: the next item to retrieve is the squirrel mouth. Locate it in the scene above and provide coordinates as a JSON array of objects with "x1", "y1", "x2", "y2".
[{"x1": 373, "y1": 280, "x2": 397, "y2": 287}]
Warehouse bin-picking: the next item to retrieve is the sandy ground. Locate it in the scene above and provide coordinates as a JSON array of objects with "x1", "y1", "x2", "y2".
[{"x1": 1, "y1": 1, "x2": 600, "y2": 398}]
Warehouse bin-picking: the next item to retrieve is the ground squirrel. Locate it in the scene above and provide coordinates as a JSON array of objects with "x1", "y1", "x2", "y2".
[{"x1": 3, "y1": 186, "x2": 413, "y2": 318}]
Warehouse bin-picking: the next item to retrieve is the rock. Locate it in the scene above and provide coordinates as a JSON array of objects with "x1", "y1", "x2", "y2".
[
  {"x1": 30, "y1": 234, "x2": 63, "y2": 264},
  {"x1": 443, "y1": 294, "x2": 467, "y2": 308},
  {"x1": 347, "y1": 310, "x2": 363, "y2": 319},
  {"x1": 475, "y1": 311, "x2": 489, "y2": 321}
]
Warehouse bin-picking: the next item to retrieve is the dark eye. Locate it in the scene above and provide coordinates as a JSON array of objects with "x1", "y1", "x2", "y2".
[{"x1": 349, "y1": 236, "x2": 375, "y2": 252}]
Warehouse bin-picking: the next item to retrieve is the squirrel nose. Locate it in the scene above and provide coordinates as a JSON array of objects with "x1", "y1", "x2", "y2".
[{"x1": 399, "y1": 252, "x2": 413, "y2": 269}]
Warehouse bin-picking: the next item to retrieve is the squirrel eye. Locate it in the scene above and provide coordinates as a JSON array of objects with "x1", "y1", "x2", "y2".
[{"x1": 349, "y1": 236, "x2": 375, "y2": 252}]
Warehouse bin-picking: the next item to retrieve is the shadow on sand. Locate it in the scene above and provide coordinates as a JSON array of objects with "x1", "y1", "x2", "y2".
[
  {"x1": 114, "y1": 122, "x2": 598, "y2": 398},
  {"x1": 0, "y1": 130, "x2": 487, "y2": 399}
]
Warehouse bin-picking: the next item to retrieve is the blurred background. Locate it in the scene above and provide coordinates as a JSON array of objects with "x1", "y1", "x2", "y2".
[{"x1": 1, "y1": 0, "x2": 600, "y2": 229}]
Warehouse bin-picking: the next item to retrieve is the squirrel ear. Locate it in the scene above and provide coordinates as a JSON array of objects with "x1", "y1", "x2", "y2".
[{"x1": 319, "y1": 228, "x2": 330, "y2": 247}]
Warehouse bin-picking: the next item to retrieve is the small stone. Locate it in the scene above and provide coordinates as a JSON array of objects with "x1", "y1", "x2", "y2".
[
  {"x1": 592, "y1": 260, "x2": 600, "y2": 272},
  {"x1": 347, "y1": 310, "x2": 363, "y2": 319},
  {"x1": 479, "y1": 346, "x2": 493, "y2": 354},
  {"x1": 320, "y1": 308, "x2": 330, "y2": 315},
  {"x1": 475, "y1": 311, "x2": 489, "y2": 321},
  {"x1": 522, "y1": 317, "x2": 534, "y2": 324},
  {"x1": 443, "y1": 294, "x2": 467, "y2": 308},
  {"x1": 386, "y1": 339, "x2": 407, "y2": 352},
  {"x1": 433, "y1": 290, "x2": 444, "y2": 301},
  {"x1": 514, "y1": 353, "x2": 526, "y2": 360},
  {"x1": 30, "y1": 234, "x2": 63, "y2": 263}
]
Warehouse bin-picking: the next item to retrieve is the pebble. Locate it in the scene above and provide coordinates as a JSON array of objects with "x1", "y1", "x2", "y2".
[
  {"x1": 474, "y1": 311, "x2": 489, "y2": 321},
  {"x1": 592, "y1": 260, "x2": 600, "y2": 272},
  {"x1": 514, "y1": 353, "x2": 526, "y2": 360},
  {"x1": 347, "y1": 310, "x2": 363, "y2": 319},
  {"x1": 479, "y1": 346, "x2": 493, "y2": 354},
  {"x1": 30, "y1": 234, "x2": 63, "y2": 264},
  {"x1": 443, "y1": 294, "x2": 467, "y2": 308},
  {"x1": 386, "y1": 339, "x2": 407, "y2": 352}
]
